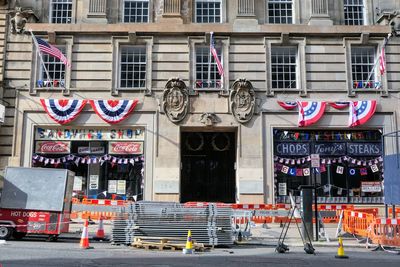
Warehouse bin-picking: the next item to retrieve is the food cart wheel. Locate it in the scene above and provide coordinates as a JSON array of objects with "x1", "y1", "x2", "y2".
[
  {"x1": 12, "y1": 231, "x2": 27, "y2": 240},
  {"x1": 47, "y1": 234, "x2": 59, "y2": 242},
  {"x1": 0, "y1": 225, "x2": 13, "y2": 240}
]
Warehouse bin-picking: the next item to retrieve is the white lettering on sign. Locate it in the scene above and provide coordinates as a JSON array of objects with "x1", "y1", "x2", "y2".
[
  {"x1": 10, "y1": 211, "x2": 37, "y2": 217},
  {"x1": 35, "y1": 141, "x2": 70, "y2": 154},
  {"x1": 275, "y1": 143, "x2": 309, "y2": 155}
]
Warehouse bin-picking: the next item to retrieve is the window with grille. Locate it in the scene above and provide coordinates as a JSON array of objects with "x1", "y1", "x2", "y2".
[
  {"x1": 195, "y1": 0, "x2": 221, "y2": 23},
  {"x1": 344, "y1": 0, "x2": 364, "y2": 25},
  {"x1": 267, "y1": 0, "x2": 293, "y2": 24},
  {"x1": 195, "y1": 46, "x2": 222, "y2": 89},
  {"x1": 351, "y1": 47, "x2": 376, "y2": 89},
  {"x1": 271, "y1": 47, "x2": 297, "y2": 89},
  {"x1": 39, "y1": 47, "x2": 66, "y2": 88},
  {"x1": 119, "y1": 46, "x2": 147, "y2": 89},
  {"x1": 50, "y1": 0, "x2": 73, "y2": 23},
  {"x1": 123, "y1": 0, "x2": 149, "y2": 23}
]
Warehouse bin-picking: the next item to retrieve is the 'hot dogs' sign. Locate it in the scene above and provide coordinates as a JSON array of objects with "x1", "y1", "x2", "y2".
[{"x1": 109, "y1": 142, "x2": 143, "y2": 155}]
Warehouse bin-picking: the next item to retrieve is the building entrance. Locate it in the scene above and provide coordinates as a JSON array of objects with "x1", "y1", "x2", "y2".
[{"x1": 180, "y1": 131, "x2": 236, "y2": 203}]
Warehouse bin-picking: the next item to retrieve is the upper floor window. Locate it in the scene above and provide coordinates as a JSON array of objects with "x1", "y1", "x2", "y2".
[
  {"x1": 50, "y1": 0, "x2": 73, "y2": 23},
  {"x1": 123, "y1": 0, "x2": 149, "y2": 23},
  {"x1": 37, "y1": 46, "x2": 67, "y2": 88},
  {"x1": 195, "y1": 0, "x2": 221, "y2": 23},
  {"x1": 267, "y1": 0, "x2": 292, "y2": 24},
  {"x1": 344, "y1": 0, "x2": 364, "y2": 25},
  {"x1": 195, "y1": 46, "x2": 223, "y2": 89},
  {"x1": 271, "y1": 47, "x2": 297, "y2": 89},
  {"x1": 119, "y1": 46, "x2": 147, "y2": 88},
  {"x1": 351, "y1": 47, "x2": 376, "y2": 89}
]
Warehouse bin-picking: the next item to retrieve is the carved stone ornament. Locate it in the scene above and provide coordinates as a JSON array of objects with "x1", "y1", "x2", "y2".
[
  {"x1": 162, "y1": 77, "x2": 189, "y2": 123},
  {"x1": 200, "y1": 113, "x2": 218, "y2": 126},
  {"x1": 229, "y1": 78, "x2": 256, "y2": 124},
  {"x1": 389, "y1": 11, "x2": 400, "y2": 36},
  {"x1": 9, "y1": 6, "x2": 38, "y2": 34}
]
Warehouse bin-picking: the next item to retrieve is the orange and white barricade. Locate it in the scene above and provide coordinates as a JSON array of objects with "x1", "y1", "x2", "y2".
[{"x1": 368, "y1": 218, "x2": 400, "y2": 248}]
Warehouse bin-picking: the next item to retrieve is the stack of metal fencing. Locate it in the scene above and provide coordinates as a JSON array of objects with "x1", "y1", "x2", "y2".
[{"x1": 111, "y1": 201, "x2": 233, "y2": 246}]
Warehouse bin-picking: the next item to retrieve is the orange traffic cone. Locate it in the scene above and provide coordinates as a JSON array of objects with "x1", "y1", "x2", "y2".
[
  {"x1": 94, "y1": 216, "x2": 105, "y2": 240},
  {"x1": 80, "y1": 219, "x2": 92, "y2": 249}
]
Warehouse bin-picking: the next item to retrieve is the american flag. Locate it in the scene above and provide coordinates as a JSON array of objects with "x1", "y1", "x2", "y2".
[
  {"x1": 210, "y1": 32, "x2": 224, "y2": 76},
  {"x1": 379, "y1": 37, "x2": 387, "y2": 75},
  {"x1": 35, "y1": 37, "x2": 71, "y2": 67}
]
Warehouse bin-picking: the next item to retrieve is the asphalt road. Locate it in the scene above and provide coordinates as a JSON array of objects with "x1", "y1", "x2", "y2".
[{"x1": 0, "y1": 238, "x2": 399, "y2": 267}]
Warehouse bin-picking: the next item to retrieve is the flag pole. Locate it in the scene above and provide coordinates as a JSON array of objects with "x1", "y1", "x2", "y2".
[
  {"x1": 208, "y1": 32, "x2": 213, "y2": 88},
  {"x1": 29, "y1": 30, "x2": 52, "y2": 89}
]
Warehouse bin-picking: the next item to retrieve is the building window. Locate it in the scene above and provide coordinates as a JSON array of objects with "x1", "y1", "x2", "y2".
[
  {"x1": 344, "y1": 0, "x2": 364, "y2": 25},
  {"x1": 267, "y1": 0, "x2": 293, "y2": 24},
  {"x1": 351, "y1": 47, "x2": 375, "y2": 89},
  {"x1": 195, "y1": 0, "x2": 221, "y2": 23},
  {"x1": 119, "y1": 46, "x2": 147, "y2": 89},
  {"x1": 271, "y1": 47, "x2": 297, "y2": 89},
  {"x1": 39, "y1": 47, "x2": 66, "y2": 88},
  {"x1": 123, "y1": 0, "x2": 149, "y2": 23},
  {"x1": 50, "y1": 0, "x2": 73, "y2": 23},
  {"x1": 195, "y1": 46, "x2": 223, "y2": 89}
]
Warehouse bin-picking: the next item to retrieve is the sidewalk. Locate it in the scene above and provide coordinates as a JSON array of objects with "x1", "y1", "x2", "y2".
[{"x1": 67, "y1": 219, "x2": 365, "y2": 248}]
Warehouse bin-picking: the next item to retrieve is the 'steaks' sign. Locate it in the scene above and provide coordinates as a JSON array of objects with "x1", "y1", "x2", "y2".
[{"x1": 347, "y1": 143, "x2": 382, "y2": 156}]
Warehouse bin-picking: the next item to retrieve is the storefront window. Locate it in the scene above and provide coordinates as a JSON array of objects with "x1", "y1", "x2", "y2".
[
  {"x1": 32, "y1": 127, "x2": 145, "y2": 201},
  {"x1": 273, "y1": 129, "x2": 383, "y2": 204}
]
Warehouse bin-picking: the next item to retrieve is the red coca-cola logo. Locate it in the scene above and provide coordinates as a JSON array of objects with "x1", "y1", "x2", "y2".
[
  {"x1": 110, "y1": 142, "x2": 142, "y2": 154},
  {"x1": 37, "y1": 141, "x2": 70, "y2": 153}
]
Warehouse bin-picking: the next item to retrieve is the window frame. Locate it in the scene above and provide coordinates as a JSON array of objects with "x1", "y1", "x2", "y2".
[
  {"x1": 112, "y1": 36, "x2": 153, "y2": 95},
  {"x1": 31, "y1": 36, "x2": 73, "y2": 95},
  {"x1": 49, "y1": 0, "x2": 75, "y2": 24},
  {"x1": 343, "y1": 0, "x2": 366, "y2": 26},
  {"x1": 189, "y1": 36, "x2": 229, "y2": 93},
  {"x1": 266, "y1": 0, "x2": 294, "y2": 24},
  {"x1": 118, "y1": 45, "x2": 147, "y2": 89},
  {"x1": 265, "y1": 36, "x2": 306, "y2": 96},
  {"x1": 121, "y1": 0, "x2": 151, "y2": 23},
  {"x1": 193, "y1": 0, "x2": 225, "y2": 24},
  {"x1": 344, "y1": 36, "x2": 387, "y2": 96}
]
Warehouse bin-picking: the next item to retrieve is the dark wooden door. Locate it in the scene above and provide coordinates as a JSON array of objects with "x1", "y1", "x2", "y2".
[{"x1": 181, "y1": 132, "x2": 236, "y2": 203}]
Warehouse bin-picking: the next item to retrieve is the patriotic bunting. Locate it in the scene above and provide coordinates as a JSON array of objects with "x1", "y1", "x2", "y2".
[
  {"x1": 329, "y1": 102, "x2": 349, "y2": 110},
  {"x1": 298, "y1": 101, "x2": 326, "y2": 127},
  {"x1": 40, "y1": 99, "x2": 87, "y2": 125},
  {"x1": 90, "y1": 99, "x2": 139, "y2": 124},
  {"x1": 349, "y1": 100, "x2": 377, "y2": 127},
  {"x1": 277, "y1": 101, "x2": 298, "y2": 110}
]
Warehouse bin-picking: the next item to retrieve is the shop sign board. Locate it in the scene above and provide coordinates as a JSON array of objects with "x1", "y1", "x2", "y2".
[
  {"x1": 311, "y1": 154, "x2": 320, "y2": 168},
  {"x1": 78, "y1": 146, "x2": 105, "y2": 154},
  {"x1": 89, "y1": 175, "x2": 99, "y2": 190},
  {"x1": 314, "y1": 142, "x2": 346, "y2": 155},
  {"x1": 108, "y1": 180, "x2": 117, "y2": 194},
  {"x1": 117, "y1": 180, "x2": 126, "y2": 195},
  {"x1": 361, "y1": 181, "x2": 382, "y2": 192},
  {"x1": 109, "y1": 141, "x2": 143, "y2": 155},
  {"x1": 347, "y1": 143, "x2": 382, "y2": 156},
  {"x1": 275, "y1": 142, "x2": 310, "y2": 156},
  {"x1": 35, "y1": 141, "x2": 70, "y2": 154},
  {"x1": 35, "y1": 127, "x2": 145, "y2": 141}
]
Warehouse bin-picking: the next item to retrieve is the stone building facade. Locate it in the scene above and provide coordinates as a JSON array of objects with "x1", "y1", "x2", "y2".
[{"x1": 3, "y1": 0, "x2": 400, "y2": 204}]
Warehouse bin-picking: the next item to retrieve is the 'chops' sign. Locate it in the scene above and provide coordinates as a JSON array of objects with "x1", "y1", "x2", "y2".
[
  {"x1": 35, "y1": 141, "x2": 71, "y2": 154},
  {"x1": 109, "y1": 142, "x2": 143, "y2": 155}
]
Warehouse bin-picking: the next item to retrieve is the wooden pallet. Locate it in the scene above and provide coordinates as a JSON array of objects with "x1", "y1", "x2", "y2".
[{"x1": 131, "y1": 237, "x2": 205, "y2": 252}]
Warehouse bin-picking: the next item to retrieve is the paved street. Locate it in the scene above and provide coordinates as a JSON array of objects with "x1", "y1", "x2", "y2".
[{"x1": 1, "y1": 237, "x2": 399, "y2": 267}]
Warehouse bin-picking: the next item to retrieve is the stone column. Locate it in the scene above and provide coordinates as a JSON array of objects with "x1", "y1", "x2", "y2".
[
  {"x1": 86, "y1": 0, "x2": 107, "y2": 23},
  {"x1": 161, "y1": 0, "x2": 183, "y2": 23},
  {"x1": 308, "y1": 0, "x2": 333, "y2": 25},
  {"x1": 238, "y1": 0, "x2": 255, "y2": 17}
]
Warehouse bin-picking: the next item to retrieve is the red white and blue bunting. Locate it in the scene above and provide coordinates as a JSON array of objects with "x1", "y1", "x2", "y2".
[
  {"x1": 89, "y1": 99, "x2": 139, "y2": 124},
  {"x1": 277, "y1": 101, "x2": 298, "y2": 110},
  {"x1": 40, "y1": 99, "x2": 87, "y2": 125},
  {"x1": 298, "y1": 101, "x2": 326, "y2": 127},
  {"x1": 349, "y1": 100, "x2": 377, "y2": 127},
  {"x1": 329, "y1": 102, "x2": 349, "y2": 110}
]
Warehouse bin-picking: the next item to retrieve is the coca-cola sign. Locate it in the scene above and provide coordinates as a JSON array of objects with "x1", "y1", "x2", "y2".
[
  {"x1": 35, "y1": 141, "x2": 70, "y2": 154},
  {"x1": 109, "y1": 142, "x2": 143, "y2": 155}
]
